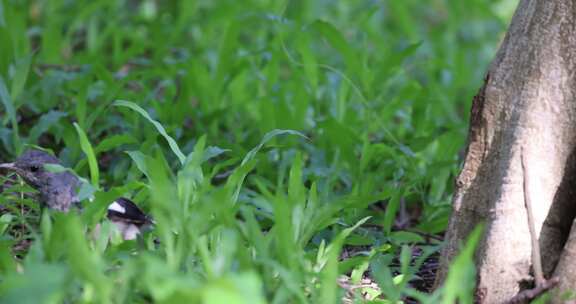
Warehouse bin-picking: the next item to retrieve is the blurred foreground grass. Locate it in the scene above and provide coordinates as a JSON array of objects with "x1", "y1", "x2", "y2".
[{"x1": 0, "y1": 0, "x2": 516, "y2": 303}]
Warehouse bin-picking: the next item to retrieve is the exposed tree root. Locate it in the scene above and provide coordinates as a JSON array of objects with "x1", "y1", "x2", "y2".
[{"x1": 505, "y1": 277, "x2": 559, "y2": 304}]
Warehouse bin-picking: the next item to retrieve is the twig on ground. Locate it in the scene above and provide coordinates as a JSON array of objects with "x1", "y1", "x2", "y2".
[
  {"x1": 520, "y1": 148, "x2": 545, "y2": 286},
  {"x1": 505, "y1": 148, "x2": 559, "y2": 304}
]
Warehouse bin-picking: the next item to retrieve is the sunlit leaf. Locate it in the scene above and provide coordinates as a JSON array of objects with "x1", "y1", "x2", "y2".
[
  {"x1": 73, "y1": 122, "x2": 99, "y2": 187},
  {"x1": 114, "y1": 100, "x2": 186, "y2": 165}
]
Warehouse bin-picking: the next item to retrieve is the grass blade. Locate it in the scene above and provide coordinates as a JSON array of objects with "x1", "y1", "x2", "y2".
[
  {"x1": 0, "y1": 76, "x2": 20, "y2": 154},
  {"x1": 241, "y1": 129, "x2": 307, "y2": 166},
  {"x1": 27, "y1": 110, "x2": 67, "y2": 143},
  {"x1": 10, "y1": 55, "x2": 31, "y2": 103},
  {"x1": 73, "y1": 122, "x2": 99, "y2": 187},
  {"x1": 114, "y1": 100, "x2": 186, "y2": 165},
  {"x1": 441, "y1": 224, "x2": 485, "y2": 304}
]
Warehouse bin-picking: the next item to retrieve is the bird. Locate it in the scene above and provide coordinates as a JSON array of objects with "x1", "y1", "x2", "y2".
[
  {"x1": 0, "y1": 149, "x2": 153, "y2": 240},
  {"x1": 107, "y1": 197, "x2": 153, "y2": 240}
]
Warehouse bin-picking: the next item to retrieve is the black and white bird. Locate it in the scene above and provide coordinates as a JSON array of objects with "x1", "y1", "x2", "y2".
[
  {"x1": 0, "y1": 149, "x2": 153, "y2": 240},
  {"x1": 106, "y1": 197, "x2": 153, "y2": 240}
]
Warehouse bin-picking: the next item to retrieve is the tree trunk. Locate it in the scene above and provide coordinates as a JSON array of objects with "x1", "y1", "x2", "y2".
[{"x1": 435, "y1": 0, "x2": 576, "y2": 302}]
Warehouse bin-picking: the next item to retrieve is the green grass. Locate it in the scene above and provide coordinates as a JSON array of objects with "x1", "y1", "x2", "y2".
[{"x1": 0, "y1": 0, "x2": 516, "y2": 303}]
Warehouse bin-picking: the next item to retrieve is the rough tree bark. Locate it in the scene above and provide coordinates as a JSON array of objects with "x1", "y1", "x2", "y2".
[{"x1": 435, "y1": 0, "x2": 576, "y2": 303}]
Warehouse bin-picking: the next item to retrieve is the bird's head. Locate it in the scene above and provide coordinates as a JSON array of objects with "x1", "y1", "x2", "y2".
[
  {"x1": 0, "y1": 149, "x2": 80, "y2": 211},
  {"x1": 1, "y1": 149, "x2": 62, "y2": 189}
]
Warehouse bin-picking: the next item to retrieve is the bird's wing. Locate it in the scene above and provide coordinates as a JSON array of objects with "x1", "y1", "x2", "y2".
[{"x1": 107, "y1": 197, "x2": 152, "y2": 226}]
